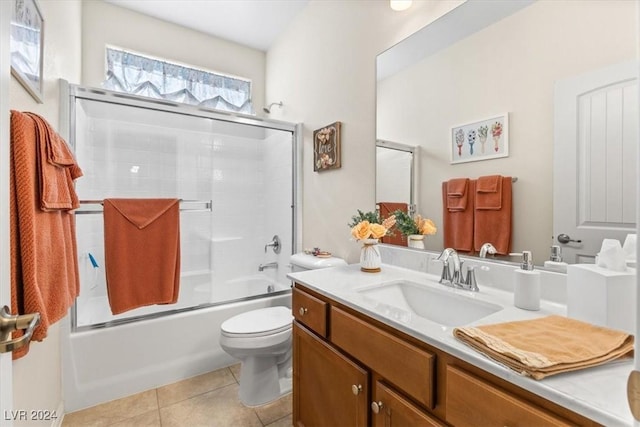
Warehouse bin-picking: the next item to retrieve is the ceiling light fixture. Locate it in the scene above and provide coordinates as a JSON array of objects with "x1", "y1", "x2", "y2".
[{"x1": 390, "y1": 0, "x2": 412, "y2": 11}]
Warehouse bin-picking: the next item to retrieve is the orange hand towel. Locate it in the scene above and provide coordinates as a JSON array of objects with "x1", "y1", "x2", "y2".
[
  {"x1": 10, "y1": 111, "x2": 82, "y2": 359},
  {"x1": 378, "y1": 202, "x2": 407, "y2": 246},
  {"x1": 446, "y1": 178, "x2": 469, "y2": 211},
  {"x1": 103, "y1": 199, "x2": 181, "y2": 315},
  {"x1": 442, "y1": 180, "x2": 474, "y2": 252},
  {"x1": 475, "y1": 174, "x2": 502, "y2": 210},
  {"x1": 453, "y1": 315, "x2": 634, "y2": 380},
  {"x1": 24, "y1": 112, "x2": 82, "y2": 211},
  {"x1": 474, "y1": 176, "x2": 512, "y2": 254}
]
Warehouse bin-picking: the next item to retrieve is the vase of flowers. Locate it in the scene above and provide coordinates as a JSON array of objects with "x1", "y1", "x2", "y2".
[
  {"x1": 393, "y1": 210, "x2": 437, "y2": 249},
  {"x1": 349, "y1": 210, "x2": 396, "y2": 273}
]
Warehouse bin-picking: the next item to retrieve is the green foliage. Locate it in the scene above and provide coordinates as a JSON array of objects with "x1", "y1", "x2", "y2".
[
  {"x1": 347, "y1": 209, "x2": 381, "y2": 228},
  {"x1": 393, "y1": 210, "x2": 419, "y2": 235}
]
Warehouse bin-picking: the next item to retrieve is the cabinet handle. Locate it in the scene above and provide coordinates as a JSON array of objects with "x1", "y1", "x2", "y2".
[
  {"x1": 299, "y1": 307, "x2": 308, "y2": 316},
  {"x1": 371, "y1": 401, "x2": 384, "y2": 414},
  {"x1": 351, "y1": 384, "x2": 362, "y2": 395}
]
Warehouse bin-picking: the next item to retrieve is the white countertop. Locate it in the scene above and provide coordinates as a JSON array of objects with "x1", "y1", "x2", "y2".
[{"x1": 287, "y1": 263, "x2": 634, "y2": 426}]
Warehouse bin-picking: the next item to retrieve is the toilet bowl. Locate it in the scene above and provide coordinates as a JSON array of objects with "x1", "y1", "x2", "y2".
[
  {"x1": 219, "y1": 252, "x2": 346, "y2": 406},
  {"x1": 220, "y1": 306, "x2": 293, "y2": 407}
]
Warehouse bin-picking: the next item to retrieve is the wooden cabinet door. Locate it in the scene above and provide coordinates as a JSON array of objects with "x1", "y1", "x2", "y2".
[
  {"x1": 446, "y1": 365, "x2": 573, "y2": 427},
  {"x1": 372, "y1": 381, "x2": 445, "y2": 427},
  {"x1": 293, "y1": 323, "x2": 369, "y2": 427}
]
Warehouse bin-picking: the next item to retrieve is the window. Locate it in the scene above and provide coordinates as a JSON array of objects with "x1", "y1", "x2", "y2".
[{"x1": 103, "y1": 47, "x2": 253, "y2": 114}]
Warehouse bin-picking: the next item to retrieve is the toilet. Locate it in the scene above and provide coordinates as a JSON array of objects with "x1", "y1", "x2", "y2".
[{"x1": 219, "y1": 252, "x2": 346, "y2": 406}]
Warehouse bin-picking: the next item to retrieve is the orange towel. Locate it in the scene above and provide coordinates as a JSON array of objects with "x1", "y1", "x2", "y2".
[
  {"x1": 474, "y1": 176, "x2": 512, "y2": 254},
  {"x1": 442, "y1": 180, "x2": 474, "y2": 252},
  {"x1": 103, "y1": 199, "x2": 181, "y2": 314},
  {"x1": 446, "y1": 178, "x2": 469, "y2": 211},
  {"x1": 476, "y1": 175, "x2": 502, "y2": 210},
  {"x1": 10, "y1": 111, "x2": 82, "y2": 359},
  {"x1": 454, "y1": 315, "x2": 634, "y2": 380},
  {"x1": 378, "y1": 202, "x2": 407, "y2": 246},
  {"x1": 24, "y1": 112, "x2": 81, "y2": 211}
]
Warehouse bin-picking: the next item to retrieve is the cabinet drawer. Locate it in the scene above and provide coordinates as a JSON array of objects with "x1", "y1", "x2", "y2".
[
  {"x1": 331, "y1": 306, "x2": 436, "y2": 409},
  {"x1": 446, "y1": 365, "x2": 573, "y2": 427},
  {"x1": 372, "y1": 381, "x2": 445, "y2": 427},
  {"x1": 292, "y1": 286, "x2": 328, "y2": 337}
]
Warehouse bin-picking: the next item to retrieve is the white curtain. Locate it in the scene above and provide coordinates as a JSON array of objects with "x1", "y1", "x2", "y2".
[{"x1": 103, "y1": 48, "x2": 253, "y2": 114}]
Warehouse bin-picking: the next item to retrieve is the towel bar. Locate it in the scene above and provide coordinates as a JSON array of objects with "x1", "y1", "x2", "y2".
[{"x1": 76, "y1": 199, "x2": 212, "y2": 214}]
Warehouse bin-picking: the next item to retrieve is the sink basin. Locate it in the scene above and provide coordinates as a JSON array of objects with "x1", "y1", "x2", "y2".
[{"x1": 357, "y1": 280, "x2": 502, "y2": 326}]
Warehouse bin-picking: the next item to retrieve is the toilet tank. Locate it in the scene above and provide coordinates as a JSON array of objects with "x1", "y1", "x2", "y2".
[{"x1": 290, "y1": 252, "x2": 347, "y2": 272}]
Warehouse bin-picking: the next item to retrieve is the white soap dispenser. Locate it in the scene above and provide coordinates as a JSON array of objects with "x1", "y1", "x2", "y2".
[
  {"x1": 511, "y1": 251, "x2": 540, "y2": 311},
  {"x1": 543, "y1": 244, "x2": 568, "y2": 273}
]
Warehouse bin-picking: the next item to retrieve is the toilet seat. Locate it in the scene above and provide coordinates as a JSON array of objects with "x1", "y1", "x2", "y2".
[{"x1": 221, "y1": 306, "x2": 292, "y2": 339}]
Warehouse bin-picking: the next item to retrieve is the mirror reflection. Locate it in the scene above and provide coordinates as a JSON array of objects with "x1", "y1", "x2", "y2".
[
  {"x1": 376, "y1": 0, "x2": 638, "y2": 265},
  {"x1": 376, "y1": 140, "x2": 417, "y2": 246}
]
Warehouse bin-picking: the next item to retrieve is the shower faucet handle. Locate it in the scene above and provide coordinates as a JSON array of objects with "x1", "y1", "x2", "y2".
[{"x1": 265, "y1": 235, "x2": 281, "y2": 254}]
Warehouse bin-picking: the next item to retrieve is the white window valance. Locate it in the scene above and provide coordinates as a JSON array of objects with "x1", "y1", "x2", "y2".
[{"x1": 103, "y1": 47, "x2": 253, "y2": 114}]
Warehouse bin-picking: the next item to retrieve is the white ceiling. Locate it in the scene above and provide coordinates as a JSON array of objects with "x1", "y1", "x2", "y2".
[{"x1": 104, "y1": 0, "x2": 310, "y2": 52}]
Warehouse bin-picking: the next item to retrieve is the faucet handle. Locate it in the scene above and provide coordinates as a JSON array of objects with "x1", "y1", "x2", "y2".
[
  {"x1": 264, "y1": 235, "x2": 281, "y2": 254},
  {"x1": 463, "y1": 265, "x2": 480, "y2": 292},
  {"x1": 435, "y1": 258, "x2": 452, "y2": 284}
]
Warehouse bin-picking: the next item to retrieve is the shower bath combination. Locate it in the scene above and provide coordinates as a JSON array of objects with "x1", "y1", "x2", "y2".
[{"x1": 60, "y1": 82, "x2": 301, "y2": 412}]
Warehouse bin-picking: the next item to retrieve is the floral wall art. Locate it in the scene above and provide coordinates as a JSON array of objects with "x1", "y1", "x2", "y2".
[
  {"x1": 313, "y1": 121, "x2": 341, "y2": 172},
  {"x1": 450, "y1": 113, "x2": 508, "y2": 164},
  {"x1": 10, "y1": 0, "x2": 44, "y2": 103}
]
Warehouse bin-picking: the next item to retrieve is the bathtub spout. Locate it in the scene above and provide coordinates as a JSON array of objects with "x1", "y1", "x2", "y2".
[{"x1": 258, "y1": 262, "x2": 278, "y2": 272}]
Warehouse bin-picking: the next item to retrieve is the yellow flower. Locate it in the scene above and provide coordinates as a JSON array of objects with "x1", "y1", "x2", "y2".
[
  {"x1": 417, "y1": 216, "x2": 437, "y2": 235},
  {"x1": 351, "y1": 221, "x2": 372, "y2": 240},
  {"x1": 369, "y1": 223, "x2": 387, "y2": 239}
]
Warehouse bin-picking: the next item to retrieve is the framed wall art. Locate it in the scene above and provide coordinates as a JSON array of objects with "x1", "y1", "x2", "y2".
[
  {"x1": 313, "y1": 121, "x2": 341, "y2": 172},
  {"x1": 450, "y1": 113, "x2": 508, "y2": 164},
  {"x1": 10, "y1": 0, "x2": 44, "y2": 103}
]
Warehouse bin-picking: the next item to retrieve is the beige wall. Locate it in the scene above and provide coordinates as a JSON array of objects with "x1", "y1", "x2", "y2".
[
  {"x1": 12, "y1": 0, "x2": 629, "y2": 418},
  {"x1": 81, "y1": 1, "x2": 266, "y2": 114},
  {"x1": 8, "y1": 1, "x2": 83, "y2": 424},
  {"x1": 265, "y1": 0, "x2": 460, "y2": 263},
  {"x1": 377, "y1": 0, "x2": 637, "y2": 262}
]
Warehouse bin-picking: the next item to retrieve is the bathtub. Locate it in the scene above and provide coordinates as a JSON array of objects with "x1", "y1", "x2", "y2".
[{"x1": 62, "y1": 276, "x2": 291, "y2": 412}]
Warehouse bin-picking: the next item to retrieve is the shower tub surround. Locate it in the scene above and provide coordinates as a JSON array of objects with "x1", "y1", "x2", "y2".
[{"x1": 61, "y1": 84, "x2": 300, "y2": 411}]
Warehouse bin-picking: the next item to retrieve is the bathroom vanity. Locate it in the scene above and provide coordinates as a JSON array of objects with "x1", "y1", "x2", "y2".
[{"x1": 288, "y1": 263, "x2": 633, "y2": 426}]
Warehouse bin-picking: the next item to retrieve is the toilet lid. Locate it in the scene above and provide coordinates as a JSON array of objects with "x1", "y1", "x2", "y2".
[{"x1": 221, "y1": 306, "x2": 292, "y2": 337}]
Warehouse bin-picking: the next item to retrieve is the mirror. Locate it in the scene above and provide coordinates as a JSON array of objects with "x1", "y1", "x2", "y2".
[
  {"x1": 376, "y1": 0, "x2": 638, "y2": 265},
  {"x1": 376, "y1": 140, "x2": 416, "y2": 209}
]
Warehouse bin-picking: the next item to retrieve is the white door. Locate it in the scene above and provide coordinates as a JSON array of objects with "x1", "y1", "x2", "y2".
[
  {"x1": 0, "y1": 1, "x2": 13, "y2": 425},
  {"x1": 554, "y1": 61, "x2": 638, "y2": 264}
]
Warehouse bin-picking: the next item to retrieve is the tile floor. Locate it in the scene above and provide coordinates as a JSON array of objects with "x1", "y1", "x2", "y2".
[{"x1": 62, "y1": 364, "x2": 292, "y2": 427}]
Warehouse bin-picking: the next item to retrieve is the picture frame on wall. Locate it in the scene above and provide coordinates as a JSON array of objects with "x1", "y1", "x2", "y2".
[
  {"x1": 450, "y1": 113, "x2": 508, "y2": 164},
  {"x1": 10, "y1": 0, "x2": 44, "y2": 103},
  {"x1": 313, "y1": 121, "x2": 342, "y2": 172}
]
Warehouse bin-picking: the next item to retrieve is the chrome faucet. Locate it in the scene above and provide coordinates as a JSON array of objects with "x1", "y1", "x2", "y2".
[
  {"x1": 436, "y1": 248, "x2": 479, "y2": 292},
  {"x1": 258, "y1": 262, "x2": 278, "y2": 272},
  {"x1": 264, "y1": 235, "x2": 281, "y2": 254},
  {"x1": 479, "y1": 242, "x2": 497, "y2": 258},
  {"x1": 437, "y1": 248, "x2": 462, "y2": 284}
]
